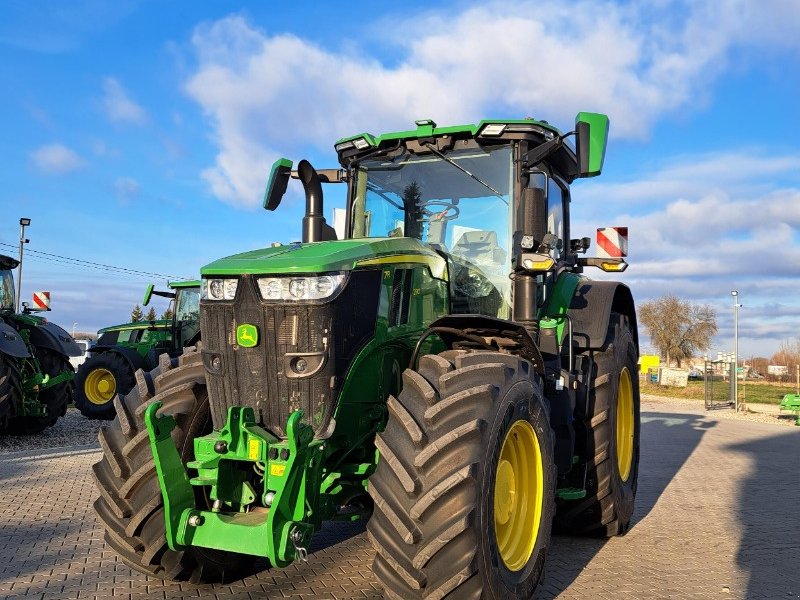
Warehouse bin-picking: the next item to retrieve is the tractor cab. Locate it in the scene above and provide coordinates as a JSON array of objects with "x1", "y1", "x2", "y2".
[
  {"x1": 143, "y1": 280, "x2": 201, "y2": 351},
  {"x1": 265, "y1": 113, "x2": 614, "y2": 330},
  {"x1": 0, "y1": 256, "x2": 18, "y2": 313}
]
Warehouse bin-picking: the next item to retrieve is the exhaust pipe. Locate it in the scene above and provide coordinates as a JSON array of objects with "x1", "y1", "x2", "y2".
[{"x1": 298, "y1": 160, "x2": 336, "y2": 243}]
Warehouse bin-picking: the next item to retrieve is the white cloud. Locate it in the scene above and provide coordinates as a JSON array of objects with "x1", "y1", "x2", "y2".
[
  {"x1": 102, "y1": 77, "x2": 147, "y2": 124},
  {"x1": 183, "y1": 1, "x2": 800, "y2": 207},
  {"x1": 30, "y1": 143, "x2": 86, "y2": 174}
]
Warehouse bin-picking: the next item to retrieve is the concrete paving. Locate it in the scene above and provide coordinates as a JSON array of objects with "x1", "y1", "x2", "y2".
[{"x1": 0, "y1": 401, "x2": 798, "y2": 599}]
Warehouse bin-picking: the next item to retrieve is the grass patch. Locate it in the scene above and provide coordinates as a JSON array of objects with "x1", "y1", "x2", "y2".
[{"x1": 639, "y1": 378, "x2": 794, "y2": 405}]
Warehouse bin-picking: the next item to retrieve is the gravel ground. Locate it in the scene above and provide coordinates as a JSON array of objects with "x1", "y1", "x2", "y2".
[
  {"x1": 0, "y1": 407, "x2": 104, "y2": 454},
  {"x1": 642, "y1": 393, "x2": 800, "y2": 427}
]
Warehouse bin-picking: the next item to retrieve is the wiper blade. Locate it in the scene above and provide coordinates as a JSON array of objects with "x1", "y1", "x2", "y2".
[{"x1": 423, "y1": 143, "x2": 508, "y2": 205}]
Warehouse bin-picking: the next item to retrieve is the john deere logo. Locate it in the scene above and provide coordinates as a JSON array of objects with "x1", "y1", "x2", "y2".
[{"x1": 236, "y1": 324, "x2": 259, "y2": 348}]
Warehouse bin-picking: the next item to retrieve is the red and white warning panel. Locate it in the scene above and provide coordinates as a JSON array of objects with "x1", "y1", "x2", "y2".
[
  {"x1": 596, "y1": 227, "x2": 628, "y2": 258},
  {"x1": 32, "y1": 291, "x2": 51, "y2": 310}
]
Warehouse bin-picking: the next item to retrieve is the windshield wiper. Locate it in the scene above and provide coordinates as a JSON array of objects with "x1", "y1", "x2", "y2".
[{"x1": 423, "y1": 142, "x2": 508, "y2": 205}]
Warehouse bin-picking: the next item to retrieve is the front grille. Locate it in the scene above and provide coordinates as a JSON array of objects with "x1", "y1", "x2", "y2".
[{"x1": 200, "y1": 270, "x2": 381, "y2": 438}]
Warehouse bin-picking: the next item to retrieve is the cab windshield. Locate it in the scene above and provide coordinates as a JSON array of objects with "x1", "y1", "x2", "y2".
[
  {"x1": 0, "y1": 270, "x2": 14, "y2": 311},
  {"x1": 350, "y1": 143, "x2": 513, "y2": 317}
]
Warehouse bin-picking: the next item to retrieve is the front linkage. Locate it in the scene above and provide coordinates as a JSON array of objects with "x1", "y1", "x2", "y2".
[
  {"x1": 17, "y1": 327, "x2": 75, "y2": 418},
  {"x1": 145, "y1": 403, "x2": 374, "y2": 567}
]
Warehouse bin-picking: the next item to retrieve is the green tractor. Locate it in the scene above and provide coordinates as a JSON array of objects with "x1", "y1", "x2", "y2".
[
  {"x1": 0, "y1": 255, "x2": 81, "y2": 434},
  {"x1": 74, "y1": 280, "x2": 200, "y2": 419},
  {"x1": 93, "y1": 113, "x2": 640, "y2": 597}
]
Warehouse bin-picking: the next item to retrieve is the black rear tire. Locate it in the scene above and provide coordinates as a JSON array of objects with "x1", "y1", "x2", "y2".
[
  {"x1": 92, "y1": 346, "x2": 257, "y2": 582},
  {"x1": 0, "y1": 353, "x2": 22, "y2": 432},
  {"x1": 74, "y1": 352, "x2": 136, "y2": 419},
  {"x1": 555, "y1": 313, "x2": 640, "y2": 536},
  {"x1": 368, "y1": 350, "x2": 556, "y2": 599}
]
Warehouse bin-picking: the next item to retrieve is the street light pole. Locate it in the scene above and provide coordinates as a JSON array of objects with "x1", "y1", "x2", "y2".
[
  {"x1": 72, "y1": 322, "x2": 78, "y2": 337},
  {"x1": 731, "y1": 290, "x2": 739, "y2": 411},
  {"x1": 16, "y1": 218, "x2": 31, "y2": 313}
]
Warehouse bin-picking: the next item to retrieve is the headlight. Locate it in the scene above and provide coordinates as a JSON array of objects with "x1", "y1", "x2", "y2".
[
  {"x1": 202, "y1": 278, "x2": 238, "y2": 301},
  {"x1": 257, "y1": 274, "x2": 346, "y2": 301}
]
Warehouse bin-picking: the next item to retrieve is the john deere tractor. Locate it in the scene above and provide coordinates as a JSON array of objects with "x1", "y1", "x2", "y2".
[
  {"x1": 74, "y1": 280, "x2": 200, "y2": 419},
  {"x1": 93, "y1": 113, "x2": 640, "y2": 597},
  {"x1": 0, "y1": 255, "x2": 81, "y2": 434}
]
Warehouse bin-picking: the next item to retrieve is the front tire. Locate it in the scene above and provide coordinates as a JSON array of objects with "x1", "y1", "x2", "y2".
[
  {"x1": 74, "y1": 352, "x2": 136, "y2": 419},
  {"x1": 368, "y1": 351, "x2": 556, "y2": 599},
  {"x1": 7, "y1": 348, "x2": 73, "y2": 434},
  {"x1": 92, "y1": 347, "x2": 257, "y2": 582},
  {"x1": 556, "y1": 313, "x2": 640, "y2": 536}
]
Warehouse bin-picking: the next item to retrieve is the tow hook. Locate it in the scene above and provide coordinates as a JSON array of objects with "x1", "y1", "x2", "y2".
[{"x1": 290, "y1": 526, "x2": 308, "y2": 562}]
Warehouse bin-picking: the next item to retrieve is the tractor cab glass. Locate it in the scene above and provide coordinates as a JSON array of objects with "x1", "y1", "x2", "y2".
[
  {"x1": 0, "y1": 270, "x2": 14, "y2": 311},
  {"x1": 175, "y1": 287, "x2": 200, "y2": 346},
  {"x1": 350, "y1": 143, "x2": 513, "y2": 318}
]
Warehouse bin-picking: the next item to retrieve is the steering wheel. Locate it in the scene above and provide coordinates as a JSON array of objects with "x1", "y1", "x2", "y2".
[{"x1": 419, "y1": 201, "x2": 460, "y2": 222}]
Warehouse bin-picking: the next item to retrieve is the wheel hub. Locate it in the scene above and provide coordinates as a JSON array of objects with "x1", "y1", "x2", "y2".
[
  {"x1": 85, "y1": 368, "x2": 116, "y2": 405},
  {"x1": 616, "y1": 367, "x2": 634, "y2": 482},
  {"x1": 494, "y1": 459, "x2": 517, "y2": 525},
  {"x1": 493, "y1": 419, "x2": 544, "y2": 572}
]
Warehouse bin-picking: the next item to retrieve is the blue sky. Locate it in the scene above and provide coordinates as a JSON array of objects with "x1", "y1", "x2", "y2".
[{"x1": 1, "y1": 0, "x2": 799, "y2": 360}]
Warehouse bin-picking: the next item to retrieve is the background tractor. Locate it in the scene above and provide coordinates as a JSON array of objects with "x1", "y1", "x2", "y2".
[
  {"x1": 74, "y1": 280, "x2": 200, "y2": 419},
  {"x1": 0, "y1": 254, "x2": 81, "y2": 434},
  {"x1": 93, "y1": 112, "x2": 640, "y2": 598}
]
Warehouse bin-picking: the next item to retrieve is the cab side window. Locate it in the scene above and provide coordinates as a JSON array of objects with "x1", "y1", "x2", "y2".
[{"x1": 547, "y1": 178, "x2": 565, "y2": 260}]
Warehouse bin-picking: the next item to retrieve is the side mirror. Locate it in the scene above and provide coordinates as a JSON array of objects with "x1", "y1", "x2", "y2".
[
  {"x1": 142, "y1": 284, "x2": 154, "y2": 306},
  {"x1": 575, "y1": 112, "x2": 609, "y2": 178},
  {"x1": 263, "y1": 158, "x2": 293, "y2": 211}
]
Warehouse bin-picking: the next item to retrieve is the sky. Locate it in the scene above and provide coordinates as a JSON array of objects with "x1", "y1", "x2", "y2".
[{"x1": 1, "y1": 0, "x2": 799, "y2": 360}]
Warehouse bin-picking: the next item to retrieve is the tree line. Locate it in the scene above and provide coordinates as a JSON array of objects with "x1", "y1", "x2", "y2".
[{"x1": 130, "y1": 304, "x2": 173, "y2": 322}]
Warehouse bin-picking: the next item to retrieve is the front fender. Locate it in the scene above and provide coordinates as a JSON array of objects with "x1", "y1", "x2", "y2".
[
  {"x1": 90, "y1": 346, "x2": 146, "y2": 372},
  {"x1": 0, "y1": 321, "x2": 30, "y2": 358}
]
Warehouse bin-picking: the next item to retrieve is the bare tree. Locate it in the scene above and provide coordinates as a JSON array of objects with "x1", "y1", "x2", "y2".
[{"x1": 638, "y1": 295, "x2": 718, "y2": 366}]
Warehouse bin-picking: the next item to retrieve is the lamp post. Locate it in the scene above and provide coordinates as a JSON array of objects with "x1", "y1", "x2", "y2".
[
  {"x1": 72, "y1": 322, "x2": 78, "y2": 337},
  {"x1": 16, "y1": 218, "x2": 31, "y2": 313},
  {"x1": 731, "y1": 290, "x2": 739, "y2": 411}
]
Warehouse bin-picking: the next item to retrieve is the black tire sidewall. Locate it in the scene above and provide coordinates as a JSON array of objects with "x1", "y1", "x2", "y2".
[
  {"x1": 604, "y1": 317, "x2": 641, "y2": 529},
  {"x1": 479, "y1": 378, "x2": 556, "y2": 598}
]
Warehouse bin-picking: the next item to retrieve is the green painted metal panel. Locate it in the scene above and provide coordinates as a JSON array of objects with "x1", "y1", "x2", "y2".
[
  {"x1": 201, "y1": 237, "x2": 447, "y2": 278},
  {"x1": 543, "y1": 272, "x2": 584, "y2": 343},
  {"x1": 335, "y1": 117, "x2": 562, "y2": 148}
]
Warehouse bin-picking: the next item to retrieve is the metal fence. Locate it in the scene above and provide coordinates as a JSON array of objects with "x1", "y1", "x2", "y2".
[{"x1": 704, "y1": 360, "x2": 735, "y2": 410}]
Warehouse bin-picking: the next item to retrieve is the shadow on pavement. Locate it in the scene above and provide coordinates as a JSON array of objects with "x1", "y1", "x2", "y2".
[
  {"x1": 726, "y1": 427, "x2": 800, "y2": 599},
  {"x1": 539, "y1": 410, "x2": 715, "y2": 598}
]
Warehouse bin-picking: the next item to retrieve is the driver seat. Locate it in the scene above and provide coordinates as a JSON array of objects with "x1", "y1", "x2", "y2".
[{"x1": 452, "y1": 230, "x2": 506, "y2": 267}]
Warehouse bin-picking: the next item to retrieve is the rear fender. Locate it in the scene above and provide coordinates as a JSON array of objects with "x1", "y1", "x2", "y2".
[
  {"x1": 0, "y1": 321, "x2": 30, "y2": 358},
  {"x1": 27, "y1": 321, "x2": 83, "y2": 357},
  {"x1": 567, "y1": 280, "x2": 638, "y2": 351}
]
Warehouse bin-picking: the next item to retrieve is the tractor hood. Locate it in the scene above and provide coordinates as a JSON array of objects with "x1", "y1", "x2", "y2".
[
  {"x1": 201, "y1": 238, "x2": 448, "y2": 280},
  {"x1": 98, "y1": 320, "x2": 172, "y2": 334}
]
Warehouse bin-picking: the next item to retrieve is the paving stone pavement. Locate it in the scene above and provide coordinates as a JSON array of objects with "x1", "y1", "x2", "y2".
[{"x1": 1, "y1": 402, "x2": 798, "y2": 599}]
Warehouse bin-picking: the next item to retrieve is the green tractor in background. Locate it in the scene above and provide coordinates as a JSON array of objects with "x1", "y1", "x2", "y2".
[
  {"x1": 74, "y1": 280, "x2": 200, "y2": 419},
  {"x1": 0, "y1": 254, "x2": 81, "y2": 434},
  {"x1": 93, "y1": 112, "x2": 640, "y2": 598}
]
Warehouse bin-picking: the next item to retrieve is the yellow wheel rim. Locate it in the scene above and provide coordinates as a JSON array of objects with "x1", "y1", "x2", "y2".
[
  {"x1": 616, "y1": 367, "x2": 634, "y2": 482},
  {"x1": 494, "y1": 419, "x2": 544, "y2": 572},
  {"x1": 84, "y1": 368, "x2": 116, "y2": 405}
]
